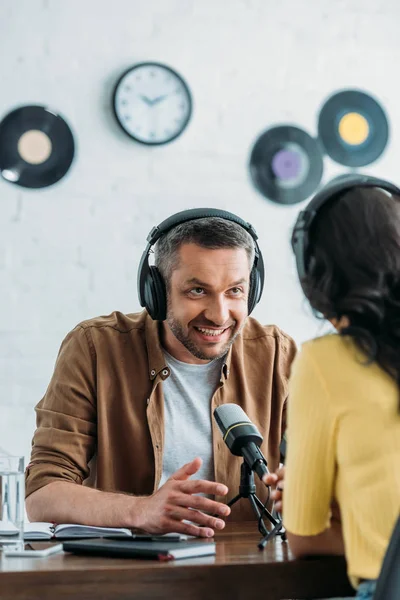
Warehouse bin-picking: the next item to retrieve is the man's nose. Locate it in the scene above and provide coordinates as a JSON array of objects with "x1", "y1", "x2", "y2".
[{"x1": 204, "y1": 295, "x2": 230, "y2": 326}]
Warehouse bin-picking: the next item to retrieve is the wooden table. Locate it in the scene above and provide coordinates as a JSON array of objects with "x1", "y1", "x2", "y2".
[{"x1": 0, "y1": 522, "x2": 355, "y2": 600}]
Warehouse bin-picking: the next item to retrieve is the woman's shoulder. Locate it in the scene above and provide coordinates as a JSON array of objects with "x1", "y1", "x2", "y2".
[
  {"x1": 299, "y1": 333, "x2": 359, "y2": 376},
  {"x1": 301, "y1": 333, "x2": 348, "y2": 356}
]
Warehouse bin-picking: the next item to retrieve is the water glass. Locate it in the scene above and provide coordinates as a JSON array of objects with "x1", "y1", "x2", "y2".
[{"x1": 0, "y1": 455, "x2": 25, "y2": 550}]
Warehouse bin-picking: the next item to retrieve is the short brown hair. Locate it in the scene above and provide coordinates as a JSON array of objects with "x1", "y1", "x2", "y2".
[{"x1": 154, "y1": 216, "x2": 255, "y2": 285}]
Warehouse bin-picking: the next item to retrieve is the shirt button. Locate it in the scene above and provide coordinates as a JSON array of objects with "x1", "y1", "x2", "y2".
[
  {"x1": 146, "y1": 398, "x2": 150, "y2": 406},
  {"x1": 150, "y1": 369, "x2": 156, "y2": 377},
  {"x1": 161, "y1": 368, "x2": 169, "y2": 377}
]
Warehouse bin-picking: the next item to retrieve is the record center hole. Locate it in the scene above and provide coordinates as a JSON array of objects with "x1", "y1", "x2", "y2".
[
  {"x1": 338, "y1": 112, "x2": 369, "y2": 146},
  {"x1": 17, "y1": 130, "x2": 52, "y2": 164}
]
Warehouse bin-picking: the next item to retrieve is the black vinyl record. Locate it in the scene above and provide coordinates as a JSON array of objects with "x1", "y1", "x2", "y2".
[
  {"x1": 0, "y1": 105, "x2": 75, "y2": 188},
  {"x1": 317, "y1": 90, "x2": 389, "y2": 168},
  {"x1": 249, "y1": 125, "x2": 323, "y2": 205}
]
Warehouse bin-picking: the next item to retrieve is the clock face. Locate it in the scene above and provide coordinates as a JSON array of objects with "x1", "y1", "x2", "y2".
[{"x1": 113, "y1": 62, "x2": 193, "y2": 145}]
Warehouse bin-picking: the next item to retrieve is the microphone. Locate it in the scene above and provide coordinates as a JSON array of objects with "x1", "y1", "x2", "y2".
[{"x1": 213, "y1": 404, "x2": 269, "y2": 482}]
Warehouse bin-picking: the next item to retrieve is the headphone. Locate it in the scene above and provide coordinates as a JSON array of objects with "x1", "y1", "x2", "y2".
[
  {"x1": 137, "y1": 208, "x2": 265, "y2": 321},
  {"x1": 291, "y1": 174, "x2": 400, "y2": 282}
]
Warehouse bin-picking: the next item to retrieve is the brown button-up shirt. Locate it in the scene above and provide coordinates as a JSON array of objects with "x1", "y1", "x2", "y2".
[{"x1": 26, "y1": 310, "x2": 296, "y2": 521}]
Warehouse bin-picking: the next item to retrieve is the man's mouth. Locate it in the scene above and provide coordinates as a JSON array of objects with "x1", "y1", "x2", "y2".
[
  {"x1": 193, "y1": 325, "x2": 232, "y2": 341},
  {"x1": 195, "y1": 327, "x2": 226, "y2": 336}
]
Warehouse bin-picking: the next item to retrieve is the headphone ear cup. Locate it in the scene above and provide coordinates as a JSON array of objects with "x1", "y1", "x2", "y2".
[
  {"x1": 248, "y1": 267, "x2": 260, "y2": 315},
  {"x1": 144, "y1": 266, "x2": 167, "y2": 321}
]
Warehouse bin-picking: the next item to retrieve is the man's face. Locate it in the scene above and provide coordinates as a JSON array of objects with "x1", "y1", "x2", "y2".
[{"x1": 162, "y1": 243, "x2": 251, "y2": 364}]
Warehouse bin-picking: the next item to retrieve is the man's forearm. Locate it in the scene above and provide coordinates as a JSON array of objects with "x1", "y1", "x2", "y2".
[{"x1": 25, "y1": 481, "x2": 147, "y2": 528}]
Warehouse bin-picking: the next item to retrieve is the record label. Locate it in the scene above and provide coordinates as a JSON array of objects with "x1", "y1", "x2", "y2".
[{"x1": 17, "y1": 130, "x2": 53, "y2": 164}]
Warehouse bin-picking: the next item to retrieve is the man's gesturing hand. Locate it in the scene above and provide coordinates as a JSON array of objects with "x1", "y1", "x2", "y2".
[
  {"x1": 135, "y1": 457, "x2": 230, "y2": 537},
  {"x1": 263, "y1": 466, "x2": 285, "y2": 513}
]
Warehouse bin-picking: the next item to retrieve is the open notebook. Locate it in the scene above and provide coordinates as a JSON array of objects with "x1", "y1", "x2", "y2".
[
  {"x1": 24, "y1": 522, "x2": 133, "y2": 540},
  {"x1": 0, "y1": 522, "x2": 192, "y2": 541}
]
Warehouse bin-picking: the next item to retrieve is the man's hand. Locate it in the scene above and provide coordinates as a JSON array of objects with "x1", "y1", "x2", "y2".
[
  {"x1": 263, "y1": 466, "x2": 341, "y2": 525},
  {"x1": 262, "y1": 466, "x2": 285, "y2": 513},
  {"x1": 134, "y1": 457, "x2": 230, "y2": 537},
  {"x1": 329, "y1": 498, "x2": 342, "y2": 525}
]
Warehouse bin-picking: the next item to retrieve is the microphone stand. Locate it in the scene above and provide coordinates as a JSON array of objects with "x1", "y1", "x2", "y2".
[{"x1": 228, "y1": 460, "x2": 286, "y2": 546}]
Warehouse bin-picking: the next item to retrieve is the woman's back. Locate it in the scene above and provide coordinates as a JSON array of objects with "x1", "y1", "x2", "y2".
[{"x1": 284, "y1": 333, "x2": 400, "y2": 588}]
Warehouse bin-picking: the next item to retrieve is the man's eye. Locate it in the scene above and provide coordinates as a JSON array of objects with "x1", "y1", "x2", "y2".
[
  {"x1": 230, "y1": 287, "x2": 243, "y2": 295},
  {"x1": 190, "y1": 287, "x2": 205, "y2": 295}
]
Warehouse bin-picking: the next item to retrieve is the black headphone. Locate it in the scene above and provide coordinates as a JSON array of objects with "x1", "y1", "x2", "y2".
[
  {"x1": 137, "y1": 208, "x2": 265, "y2": 321},
  {"x1": 291, "y1": 174, "x2": 400, "y2": 282}
]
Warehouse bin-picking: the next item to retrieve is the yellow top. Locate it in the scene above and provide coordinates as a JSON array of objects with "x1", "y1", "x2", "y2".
[{"x1": 283, "y1": 334, "x2": 400, "y2": 588}]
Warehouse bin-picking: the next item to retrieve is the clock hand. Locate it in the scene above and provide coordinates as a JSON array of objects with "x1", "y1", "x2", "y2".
[
  {"x1": 150, "y1": 94, "x2": 168, "y2": 105},
  {"x1": 139, "y1": 94, "x2": 152, "y2": 106}
]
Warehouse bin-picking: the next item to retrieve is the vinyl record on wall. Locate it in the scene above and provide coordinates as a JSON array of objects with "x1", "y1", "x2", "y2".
[
  {"x1": 249, "y1": 125, "x2": 324, "y2": 205},
  {"x1": 317, "y1": 90, "x2": 389, "y2": 168},
  {"x1": 0, "y1": 105, "x2": 75, "y2": 188}
]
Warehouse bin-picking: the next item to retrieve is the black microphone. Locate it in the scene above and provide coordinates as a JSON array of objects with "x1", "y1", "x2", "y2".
[{"x1": 213, "y1": 404, "x2": 269, "y2": 482}]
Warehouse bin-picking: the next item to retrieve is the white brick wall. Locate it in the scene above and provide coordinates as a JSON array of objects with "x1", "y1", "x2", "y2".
[{"x1": 1, "y1": 0, "x2": 400, "y2": 461}]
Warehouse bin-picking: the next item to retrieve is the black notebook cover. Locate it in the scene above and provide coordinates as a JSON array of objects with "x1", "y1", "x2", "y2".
[{"x1": 62, "y1": 537, "x2": 216, "y2": 561}]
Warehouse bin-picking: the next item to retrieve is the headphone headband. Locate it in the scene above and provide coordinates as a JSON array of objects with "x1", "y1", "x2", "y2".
[
  {"x1": 292, "y1": 174, "x2": 400, "y2": 281},
  {"x1": 138, "y1": 208, "x2": 265, "y2": 321},
  {"x1": 145, "y1": 208, "x2": 259, "y2": 245}
]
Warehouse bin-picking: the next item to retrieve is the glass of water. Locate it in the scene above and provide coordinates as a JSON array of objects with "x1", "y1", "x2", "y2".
[{"x1": 0, "y1": 455, "x2": 25, "y2": 551}]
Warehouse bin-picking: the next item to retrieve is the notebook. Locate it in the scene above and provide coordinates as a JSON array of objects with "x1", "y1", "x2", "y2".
[
  {"x1": 0, "y1": 521, "x2": 193, "y2": 542},
  {"x1": 63, "y1": 537, "x2": 216, "y2": 561},
  {"x1": 23, "y1": 522, "x2": 133, "y2": 540},
  {"x1": 18, "y1": 522, "x2": 191, "y2": 541}
]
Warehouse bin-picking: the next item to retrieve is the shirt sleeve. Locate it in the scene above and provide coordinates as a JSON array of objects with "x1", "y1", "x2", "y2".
[
  {"x1": 283, "y1": 343, "x2": 337, "y2": 536},
  {"x1": 25, "y1": 326, "x2": 97, "y2": 497}
]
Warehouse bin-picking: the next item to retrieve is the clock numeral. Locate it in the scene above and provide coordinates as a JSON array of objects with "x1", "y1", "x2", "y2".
[
  {"x1": 124, "y1": 115, "x2": 131, "y2": 121},
  {"x1": 149, "y1": 131, "x2": 156, "y2": 138},
  {"x1": 124, "y1": 85, "x2": 131, "y2": 92}
]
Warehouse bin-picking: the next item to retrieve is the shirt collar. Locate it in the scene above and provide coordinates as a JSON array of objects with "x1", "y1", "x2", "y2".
[
  {"x1": 145, "y1": 311, "x2": 234, "y2": 381},
  {"x1": 222, "y1": 345, "x2": 232, "y2": 380},
  {"x1": 145, "y1": 313, "x2": 169, "y2": 380}
]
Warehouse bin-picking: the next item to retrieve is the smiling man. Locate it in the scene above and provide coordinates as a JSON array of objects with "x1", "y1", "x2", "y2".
[
  {"x1": 163, "y1": 243, "x2": 248, "y2": 362},
  {"x1": 25, "y1": 211, "x2": 296, "y2": 537}
]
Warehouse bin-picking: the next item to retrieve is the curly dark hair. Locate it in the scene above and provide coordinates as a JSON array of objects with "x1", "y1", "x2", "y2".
[{"x1": 300, "y1": 185, "x2": 400, "y2": 409}]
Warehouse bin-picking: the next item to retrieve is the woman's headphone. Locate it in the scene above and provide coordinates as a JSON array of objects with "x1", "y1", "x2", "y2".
[
  {"x1": 137, "y1": 208, "x2": 265, "y2": 321},
  {"x1": 291, "y1": 174, "x2": 400, "y2": 282}
]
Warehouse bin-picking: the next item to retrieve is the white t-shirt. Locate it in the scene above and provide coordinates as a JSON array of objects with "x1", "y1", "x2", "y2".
[{"x1": 158, "y1": 351, "x2": 225, "y2": 488}]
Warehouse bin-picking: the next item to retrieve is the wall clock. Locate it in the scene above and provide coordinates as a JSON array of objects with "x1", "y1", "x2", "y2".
[{"x1": 113, "y1": 62, "x2": 193, "y2": 145}]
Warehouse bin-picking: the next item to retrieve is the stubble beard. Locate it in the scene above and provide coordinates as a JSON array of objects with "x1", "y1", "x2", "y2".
[{"x1": 166, "y1": 311, "x2": 244, "y2": 361}]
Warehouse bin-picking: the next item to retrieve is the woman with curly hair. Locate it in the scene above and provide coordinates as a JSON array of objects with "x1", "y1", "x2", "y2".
[{"x1": 266, "y1": 176, "x2": 400, "y2": 600}]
